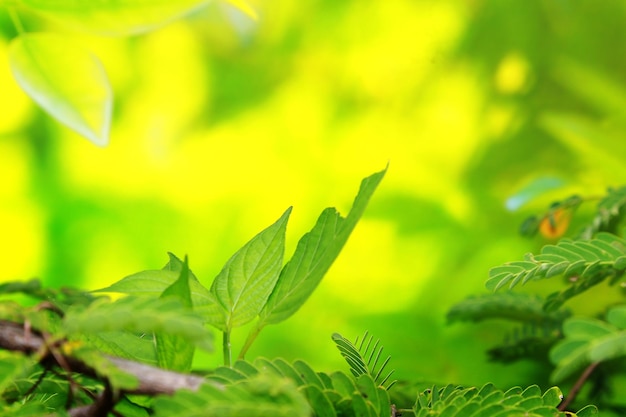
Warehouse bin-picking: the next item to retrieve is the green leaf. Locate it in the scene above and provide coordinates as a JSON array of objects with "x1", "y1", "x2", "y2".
[
  {"x1": 356, "y1": 374, "x2": 387, "y2": 417},
  {"x1": 208, "y1": 366, "x2": 249, "y2": 384},
  {"x1": 331, "y1": 332, "x2": 396, "y2": 389},
  {"x1": 20, "y1": 0, "x2": 211, "y2": 35},
  {"x1": 253, "y1": 357, "x2": 284, "y2": 376},
  {"x1": 152, "y1": 373, "x2": 310, "y2": 417},
  {"x1": 541, "y1": 386, "x2": 563, "y2": 407},
  {"x1": 272, "y1": 358, "x2": 305, "y2": 386},
  {"x1": 95, "y1": 254, "x2": 222, "y2": 325},
  {"x1": 77, "y1": 331, "x2": 158, "y2": 365},
  {"x1": 575, "y1": 405, "x2": 599, "y2": 417},
  {"x1": 486, "y1": 233, "x2": 626, "y2": 310},
  {"x1": 0, "y1": 352, "x2": 34, "y2": 393},
  {"x1": 155, "y1": 256, "x2": 195, "y2": 372},
  {"x1": 259, "y1": 168, "x2": 387, "y2": 326},
  {"x1": 301, "y1": 385, "x2": 337, "y2": 417},
  {"x1": 413, "y1": 384, "x2": 577, "y2": 417},
  {"x1": 63, "y1": 296, "x2": 213, "y2": 351},
  {"x1": 233, "y1": 360, "x2": 260, "y2": 378},
  {"x1": 70, "y1": 345, "x2": 139, "y2": 390},
  {"x1": 562, "y1": 318, "x2": 615, "y2": 339},
  {"x1": 210, "y1": 208, "x2": 291, "y2": 332},
  {"x1": 589, "y1": 332, "x2": 626, "y2": 363},
  {"x1": 293, "y1": 360, "x2": 325, "y2": 389},
  {"x1": 447, "y1": 292, "x2": 570, "y2": 325},
  {"x1": 8, "y1": 33, "x2": 112, "y2": 146},
  {"x1": 351, "y1": 391, "x2": 376, "y2": 417},
  {"x1": 550, "y1": 339, "x2": 591, "y2": 383},
  {"x1": 606, "y1": 305, "x2": 626, "y2": 329},
  {"x1": 330, "y1": 371, "x2": 357, "y2": 397}
]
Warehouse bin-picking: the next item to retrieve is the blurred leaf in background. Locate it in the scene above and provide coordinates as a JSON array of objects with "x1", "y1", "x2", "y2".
[{"x1": 1, "y1": 0, "x2": 626, "y2": 390}]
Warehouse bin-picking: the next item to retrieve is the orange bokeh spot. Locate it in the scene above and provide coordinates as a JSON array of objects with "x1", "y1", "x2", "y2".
[{"x1": 539, "y1": 208, "x2": 572, "y2": 239}]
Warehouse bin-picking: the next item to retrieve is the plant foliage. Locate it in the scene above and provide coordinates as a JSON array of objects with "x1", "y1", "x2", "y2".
[
  {"x1": 413, "y1": 384, "x2": 597, "y2": 417},
  {"x1": 486, "y1": 233, "x2": 626, "y2": 310},
  {"x1": 450, "y1": 185, "x2": 626, "y2": 414},
  {"x1": 550, "y1": 305, "x2": 626, "y2": 383},
  {"x1": 0, "y1": 171, "x2": 601, "y2": 416},
  {"x1": 3, "y1": 0, "x2": 255, "y2": 145},
  {"x1": 332, "y1": 332, "x2": 396, "y2": 390}
]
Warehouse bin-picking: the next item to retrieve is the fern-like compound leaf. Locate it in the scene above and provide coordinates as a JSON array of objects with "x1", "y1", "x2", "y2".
[
  {"x1": 332, "y1": 332, "x2": 396, "y2": 390},
  {"x1": 447, "y1": 292, "x2": 570, "y2": 325},
  {"x1": 413, "y1": 383, "x2": 594, "y2": 417},
  {"x1": 205, "y1": 358, "x2": 392, "y2": 417},
  {"x1": 486, "y1": 234, "x2": 626, "y2": 306},
  {"x1": 550, "y1": 305, "x2": 626, "y2": 383},
  {"x1": 152, "y1": 373, "x2": 310, "y2": 417},
  {"x1": 579, "y1": 186, "x2": 626, "y2": 239}
]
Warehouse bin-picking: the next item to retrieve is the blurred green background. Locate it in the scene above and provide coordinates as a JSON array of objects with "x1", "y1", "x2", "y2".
[{"x1": 2, "y1": 0, "x2": 626, "y2": 390}]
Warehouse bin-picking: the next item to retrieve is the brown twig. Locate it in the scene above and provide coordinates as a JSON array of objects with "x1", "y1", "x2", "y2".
[
  {"x1": 0, "y1": 320, "x2": 205, "y2": 396},
  {"x1": 558, "y1": 362, "x2": 599, "y2": 411}
]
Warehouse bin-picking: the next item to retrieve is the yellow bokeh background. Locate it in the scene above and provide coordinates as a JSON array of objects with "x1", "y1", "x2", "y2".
[{"x1": 2, "y1": 0, "x2": 626, "y2": 388}]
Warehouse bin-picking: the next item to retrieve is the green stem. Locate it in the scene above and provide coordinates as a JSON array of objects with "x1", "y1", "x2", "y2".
[
  {"x1": 7, "y1": 6, "x2": 25, "y2": 35},
  {"x1": 238, "y1": 322, "x2": 264, "y2": 360},
  {"x1": 223, "y1": 330, "x2": 232, "y2": 367}
]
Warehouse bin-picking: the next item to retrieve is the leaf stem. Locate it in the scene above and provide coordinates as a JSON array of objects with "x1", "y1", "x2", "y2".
[
  {"x1": 223, "y1": 330, "x2": 232, "y2": 367},
  {"x1": 7, "y1": 7, "x2": 25, "y2": 35},
  {"x1": 238, "y1": 322, "x2": 263, "y2": 360},
  {"x1": 558, "y1": 361, "x2": 599, "y2": 411}
]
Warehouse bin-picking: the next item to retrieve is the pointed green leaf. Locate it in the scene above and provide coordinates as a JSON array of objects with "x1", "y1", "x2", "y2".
[
  {"x1": 356, "y1": 374, "x2": 379, "y2": 400},
  {"x1": 293, "y1": 360, "x2": 325, "y2": 388},
  {"x1": 152, "y1": 373, "x2": 310, "y2": 417},
  {"x1": 607, "y1": 305, "x2": 626, "y2": 329},
  {"x1": 259, "y1": 168, "x2": 386, "y2": 326},
  {"x1": 563, "y1": 318, "x2": 615, "y2": 339},
  {"x1": 20, "y1": 0, "x2": 211, "y2": 35},
  {"x1": 541, "y1": 387, "x2": 563, "y2": 407},
  {"x1": 532, "y1": 253, "x2": 566, "y2": 263},
  {"x1": 559, "y1": 242, "x2": 598, "y2": 261},
  {"x1": 0, "y1": 352, "x2": 33, "y2": 393},
  {"x1": 160, "y1": 256, "x2": 193, "y2": 306},
  {"x1": 209, "y1": 365, "x2": 249, "y2": 383},
  {"x1": 64, "y1": 296, "x2": 213, "y2": 351},
  {"x1": 589, "y1": 332, "x2": 626, "y2": 363},
  {"x1": 254, "y1": 357, "x2": 283, "y2": 376},
  {"x1": 542, "y1": 244, "x2": 584, "y2": 261},
  {"x1": 332, "y1": 333, "x2": 368, "y2": 377},
  {"x1": 590, "y1": 237, "x2": 625, "y2": 258},
  {"x1": 95, "y1": 256, "x2": 222, "y2": 325},
  {"x1": 78, "y1": 331, "x2": 158, "y2": 365},
  {"x1": 549, "y1": 339, "x2": 588, "y2": 364},
  {"x1": 330, "y1": 371, "x2": 357, "y2": 397},
  {"x1": 351, "y1": 391, "x2": 376, "y2": 417},
  {"x1": 156, "y1": 257, "x2": 195, "y2": 372},
  {"x1": 9, "y1": 33, "x2": 112, "y2": 146},
  {"x1": 454, "y1": 401, "x2": 480, "y2": 417},
  {"x1": 575, "y1": 405, "x2": 599, "y2": 417},
  {"x1": 550, "y1": 343, "x2": 591, "y2": 383},
  {"x1": 545, "y1": 261, "x2": 569, "y2": 278},
  {"x1": 576, "y1": 241, "x2": 613, "y2": 261},
  {"x1": 301, "y1": 385, "x2": 337, "y2": 417},
  {"x1": 272, "y1": 358, "x2": 305, "y2": 386},
  {"x1": 233, "y1": 360, "x2": 260, "y2": 377},
  {"x1": 210, "y1": 208, "x2": 291, "y2": 331},
  {"x1": 521, "y1": 384, "x2": 541, "y2": 398},
  {"x1": 480, "y1": 390, "x2": 504, "y2": 406}
]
